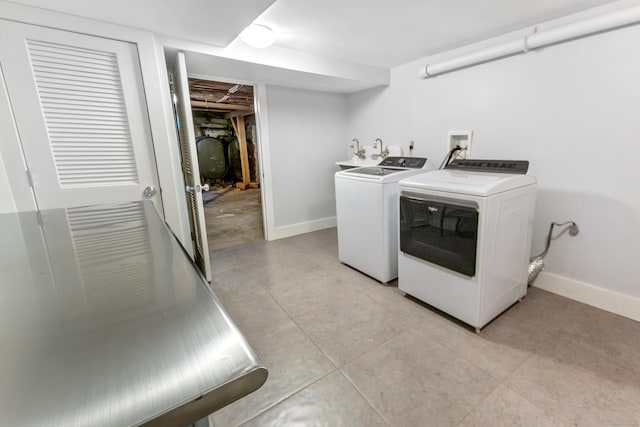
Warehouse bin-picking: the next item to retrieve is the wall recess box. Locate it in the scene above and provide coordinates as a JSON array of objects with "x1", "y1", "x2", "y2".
[{"x1": 448, "y1": 131, "x2": 473, "y2": 159}]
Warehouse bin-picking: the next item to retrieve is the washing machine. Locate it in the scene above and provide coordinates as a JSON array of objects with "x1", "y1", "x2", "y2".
[
  {"x1": 335, "y1": 156, "x2": 434, "y2": 283},
  {"x1": 398, "y1": 159, "x2": 537, "y2": 331}
]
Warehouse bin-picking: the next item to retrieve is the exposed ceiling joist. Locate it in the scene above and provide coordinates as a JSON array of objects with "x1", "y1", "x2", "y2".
[{"x1": 188, "y1": 78, "x2": 254, "y2": 114}]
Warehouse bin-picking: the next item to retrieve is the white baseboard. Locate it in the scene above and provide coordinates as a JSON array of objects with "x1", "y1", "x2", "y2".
[
  {"x1": 533, "y1": 271, "x2": 640, "y2": 322},
  {"x1": 269, "y1": 216, "x2": 337, "y2": 241}
]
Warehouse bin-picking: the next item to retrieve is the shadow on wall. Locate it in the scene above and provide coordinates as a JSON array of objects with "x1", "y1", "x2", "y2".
[{"x1": 533, "y1": 187, "x2": 640, "y2": 297}]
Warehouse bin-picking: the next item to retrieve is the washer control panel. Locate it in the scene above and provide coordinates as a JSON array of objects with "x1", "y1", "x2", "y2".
[
  {"x1": 446, "y1": 159, "x2": 529, "y2": 174},
  {"x1": 378, "y1": 156, "x2": 427, "y2": 169}
]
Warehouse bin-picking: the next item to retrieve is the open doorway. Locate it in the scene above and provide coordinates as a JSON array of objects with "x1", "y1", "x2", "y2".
[{"x1": 187, "y1": 78, "x2": 264, "y2": 251}]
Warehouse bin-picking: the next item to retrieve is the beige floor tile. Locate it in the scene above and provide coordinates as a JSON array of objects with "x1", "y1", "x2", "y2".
[
  {"x1": 409, "y1": 309, "x2": 553, "y2": 380},
  {"x1": 458, "y1": 384, "x2": 571, "y2": 427},
  {"x1": 560, "y1": 304, "x2": 640, "y2": 379},
  {"x1": 499, "y1": 287, "x2": 585, "y2": 332},
  {"x1": 294, "y1": 243, "x2": 340, "y2": 267},
  {"x1": 265, "y1": 268, "x2": 367, "y2": 318},
  {"x1": 211, "y1": 265, "x2": 255, "y2": 292},
  {"x1": 342, "y1": 326, "x2": 499, "y2": 427},
  {"x1": 209, "y1": 248, "x2": 247, "y2": 274},
  {"x1": 210, "y1": 322, "x2": 335, "y2": 426},
  {"x1": 331, "y1": 263, "x2": 381, "y2": 290},
  {"x1": 288, "y1": 228, "x2": 339, "y2": 250},
  {"x1": 293, "y1": 293, "x2": 414, "y2": 367},
  {"x1": 365, "y1": 282, "x2": 442, "y2": 326},
  {"x1": 214, "y1": 286, "x2": 292, "y2": 340},
  {"x1": 203, "y1": 211, "x2": 640, "y2": 427},
  {"x1": 242, "y1": 371, "x2": 388, "y2": 426},
  {"x1": 246, "y1": 250, "x2": 323, "y2": 282},
  {"x1": 505, "y1": 332, "x2": 640, "y2": 427}
]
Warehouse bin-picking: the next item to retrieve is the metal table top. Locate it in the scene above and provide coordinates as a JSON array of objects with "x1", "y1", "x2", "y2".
[{"x1": 0, "y1": 201, "x2": 267, "y2": 426}]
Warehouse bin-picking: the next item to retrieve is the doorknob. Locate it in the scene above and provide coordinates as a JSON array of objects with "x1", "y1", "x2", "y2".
[
  {"x1": 143, "y1": 186, "x2": 157, "y2": 198},
  {"x1": 186, "y1": 184, "x2": 210, "y2": 193}
]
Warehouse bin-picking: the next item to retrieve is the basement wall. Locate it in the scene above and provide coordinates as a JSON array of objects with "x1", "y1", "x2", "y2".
[
  {"x1": 346, "y1": 18, "x2": 640, "y2": 318},
  {"x1": 265, "y1": 85, "x2": 348, "y2": 235}
]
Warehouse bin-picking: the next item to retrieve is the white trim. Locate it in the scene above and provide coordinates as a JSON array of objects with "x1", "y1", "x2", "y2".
[
  {"x1": 144, "y1": 37, "x2": 191, "y2": 250},
  {"x1": 533, "y1": 271, "x2": 640, "y2": 322},
  {"x1": 270, "y1": 216, "x2": 337, "y2": 241},
  {"x1": 0, "y1": 62, "x2": 36, "y2": 212},
  {"x1": 254, "y1": 83, "x2": 276, "y2": 241}
]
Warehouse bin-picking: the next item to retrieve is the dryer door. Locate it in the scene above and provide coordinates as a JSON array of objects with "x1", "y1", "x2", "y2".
[{"x1": 400, "y1": 193, "x2": 479, "y2": 276}]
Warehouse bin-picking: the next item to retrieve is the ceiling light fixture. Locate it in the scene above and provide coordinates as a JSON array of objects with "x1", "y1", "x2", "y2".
[{"x1": 239, "y1": 24, "x2": 277, "y2": 48}]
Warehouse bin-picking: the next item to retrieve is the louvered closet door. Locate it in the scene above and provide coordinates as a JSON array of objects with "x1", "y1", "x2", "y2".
[{"x1": 0, "y1": 20, "x2": 160, "y2": 209}]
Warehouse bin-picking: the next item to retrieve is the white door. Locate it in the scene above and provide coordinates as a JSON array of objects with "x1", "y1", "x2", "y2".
[
  {"x1": 171, "y1": 51, "x2": 211, "y2": 282},
  {"x1": 0, "y1": 20, "x2": 161, "y2": 209}
]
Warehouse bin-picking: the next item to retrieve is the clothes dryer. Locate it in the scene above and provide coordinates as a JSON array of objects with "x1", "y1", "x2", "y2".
[{"x1": 398, "y1": 159, "x2": 537, "y2": 331}]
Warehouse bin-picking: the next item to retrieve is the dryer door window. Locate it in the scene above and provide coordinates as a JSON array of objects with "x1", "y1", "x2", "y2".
[{"x1": 400, "y1": 195, "x2": 478, "y2": 276}]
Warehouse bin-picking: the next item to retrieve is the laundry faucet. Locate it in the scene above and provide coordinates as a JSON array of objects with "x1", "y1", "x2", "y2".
[
  {"x1": 350, "y1": 138, "x2": 366, "y2": 159},
  {"x1": 372, "y1": 138, "x2": 389, "y2": 159}
]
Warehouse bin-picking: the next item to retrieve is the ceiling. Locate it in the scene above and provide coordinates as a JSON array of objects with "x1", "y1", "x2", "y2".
[
  {"x1": 6, "y1": 0, "x2": 277, "y2": 47},
  {"x1": 253, "y1": 0, "x2": 620, "y2": 68},
  {"x1": 8, "y1": 0, "x2": 620, "y2": 70}
]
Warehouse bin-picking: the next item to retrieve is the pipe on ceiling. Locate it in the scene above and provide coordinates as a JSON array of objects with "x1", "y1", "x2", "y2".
[{"x1": 418, "y1": 6, "x2": 640, "y2": 79}]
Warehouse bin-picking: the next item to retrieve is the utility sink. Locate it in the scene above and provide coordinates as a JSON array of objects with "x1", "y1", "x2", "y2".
[
  {"x1": 335, "y1": 145, "x2": 404, "y2": 169},
  {"x1": 335, "y1": 156, "x2": 379, "y2": 170}
]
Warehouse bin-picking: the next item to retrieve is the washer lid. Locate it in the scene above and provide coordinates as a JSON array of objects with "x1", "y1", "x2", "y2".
[
  {"x1": 335, "y1": 157, "x2": 434, "y2": 183},
  {"x1": 399, "y1": 169, "x2": 536, "y2": 196},
  {"x1": 336, "y1": 166, "x2": 430, "y2": 183}
]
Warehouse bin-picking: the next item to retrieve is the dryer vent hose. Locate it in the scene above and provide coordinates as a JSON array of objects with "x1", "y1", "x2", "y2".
[{"x1": 528, "y1": 221, "x2": 579, "y2": 285}]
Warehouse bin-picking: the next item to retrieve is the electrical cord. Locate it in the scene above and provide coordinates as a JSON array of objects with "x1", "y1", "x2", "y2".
[{"x1": 439, "y1": 145, "x2": 463, "y2": 169}]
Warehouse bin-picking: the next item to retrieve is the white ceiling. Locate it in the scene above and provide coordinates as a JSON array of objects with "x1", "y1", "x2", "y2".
[
  {"x1": 6, "y1": 0, "x2": 277, "y2": 46},
  {"x1": 9, "y1": 0, "x2": 620, "y2": 70},
  {"x1": 254, "y1": 0, "x2": 620, "y2": 68}
]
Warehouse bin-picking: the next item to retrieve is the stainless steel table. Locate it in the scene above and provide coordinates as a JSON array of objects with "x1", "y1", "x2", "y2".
[{"x1": 0, "y1": 201, "x2": 267, "y2": 426}]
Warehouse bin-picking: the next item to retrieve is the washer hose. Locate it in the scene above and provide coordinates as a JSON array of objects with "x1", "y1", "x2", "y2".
[{"x1": 528, "y1": 221, "x2": 579, "y2": 285}]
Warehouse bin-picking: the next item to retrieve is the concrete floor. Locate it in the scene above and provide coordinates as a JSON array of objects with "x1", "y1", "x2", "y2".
[{"x1": 204, "y1": 186, "x2": 264, "y2": 251}]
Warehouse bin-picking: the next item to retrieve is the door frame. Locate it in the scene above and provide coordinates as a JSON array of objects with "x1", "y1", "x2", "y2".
[{"x1": 187, "y1": 72, "x2": 275, "y2": 241}]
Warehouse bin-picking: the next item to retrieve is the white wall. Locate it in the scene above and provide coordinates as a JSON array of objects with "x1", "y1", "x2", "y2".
[
  {"x1": 265, "y1": 85, "x2": 348, "y2": 237},
  {"x1": 347, "y1": 20, "x2": 640, "y2": 312}
]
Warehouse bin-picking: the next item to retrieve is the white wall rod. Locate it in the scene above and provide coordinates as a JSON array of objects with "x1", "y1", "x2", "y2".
[{"x1": 418, "y1": 6, "x2": 640, "y2": 79}]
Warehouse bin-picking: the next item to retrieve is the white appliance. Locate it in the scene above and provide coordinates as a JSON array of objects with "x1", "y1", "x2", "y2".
[
  {"x1": 398, "y1": 159, "x2": 537, "y2": 331},
  {"x1": 335, "y1": 156, "x2": 434, "y2": 283}
]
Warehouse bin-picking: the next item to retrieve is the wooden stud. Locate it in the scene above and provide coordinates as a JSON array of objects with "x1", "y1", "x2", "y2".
[
  {"x1": 190, "y1": 100, "x2": 252, "y2": 112},
  {"x1": 235, "y1": 182, "x2": 260, "y2": 190},
  {"x1": 235, "y1": 115, "x2": 251, "y2": 184}
]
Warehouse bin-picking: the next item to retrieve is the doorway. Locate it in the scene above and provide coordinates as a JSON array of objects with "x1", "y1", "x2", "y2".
[{"x1": 187, "y1": 78, "x2": 265, "y2": 251}]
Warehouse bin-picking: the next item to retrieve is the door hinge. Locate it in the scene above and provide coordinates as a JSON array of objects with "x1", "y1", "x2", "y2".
[{"x1": 26, "y1": 170, "x2": 33, "y2": 187}]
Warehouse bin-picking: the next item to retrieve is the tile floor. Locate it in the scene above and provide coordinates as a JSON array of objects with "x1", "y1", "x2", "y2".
[{"x1": 206, "y1": 228, "x2": 640, "y2": 427}]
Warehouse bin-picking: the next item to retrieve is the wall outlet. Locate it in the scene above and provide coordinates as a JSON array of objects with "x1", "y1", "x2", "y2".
[{"x1": 448, "y1": 131, "x2": 473, "y2": 159}]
